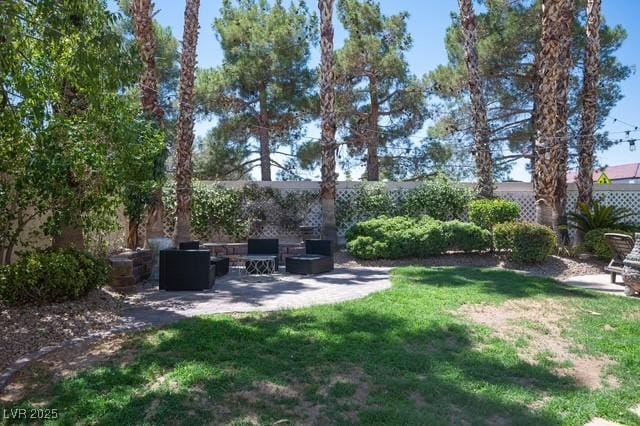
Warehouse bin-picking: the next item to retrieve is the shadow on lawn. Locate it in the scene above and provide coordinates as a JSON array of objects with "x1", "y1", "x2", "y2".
[
  {"x1": 396, "y1": 266, "x2": 597, "y2": 299},
  {"x1": 34, "y1": 303, "x2": 584, "y2": 424}
]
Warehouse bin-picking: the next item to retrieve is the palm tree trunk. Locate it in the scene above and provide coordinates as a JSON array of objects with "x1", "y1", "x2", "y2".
[
  {"x1": 131, "y1": 0, "x2": 166, "y2": 245},
  {"x1": 173, "y1": 0, "x2": 201, "y2": 244},
  {"x1": 458, "y1": 0, "x2": 493, "y2": 198},
  {"x1": 575, "y1": 0, "x2": 601, "y2": 243},
  {"x1": 552, "y1": 0, "x2": 575, "y2": 245},
  {"x1": 319, "y1": 0, "x2": 338, "y2": 247},
  {"x1": 534, "y1": 0, "x2": 574, "y2": 228}
]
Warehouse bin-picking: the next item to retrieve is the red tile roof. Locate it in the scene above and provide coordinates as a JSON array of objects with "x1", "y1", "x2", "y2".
[{"x1": 567, "y1": 163, "x2": 640, "y2": 183}]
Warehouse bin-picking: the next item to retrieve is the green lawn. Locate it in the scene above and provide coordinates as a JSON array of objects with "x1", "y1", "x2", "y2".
[{"x1": 4, "y1": 267, "x2": 640, "y2": 425}]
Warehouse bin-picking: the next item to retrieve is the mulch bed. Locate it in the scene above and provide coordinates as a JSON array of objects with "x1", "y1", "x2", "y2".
[
  {"x1": 334, "y1": 251, "x2": 607, "y2": 281},
  {"x1": 0, "y1": 289, "x2": 126, "y2": 373}
]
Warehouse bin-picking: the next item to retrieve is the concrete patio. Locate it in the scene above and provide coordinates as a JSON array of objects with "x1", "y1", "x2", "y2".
[{"x1": 121, "y1": 266, "x2": 392, "y2": 327}]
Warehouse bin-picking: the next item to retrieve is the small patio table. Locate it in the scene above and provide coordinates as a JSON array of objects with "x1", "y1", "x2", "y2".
[{"x1": 239, "y1": 254, "x2": 278, "y2": 280}]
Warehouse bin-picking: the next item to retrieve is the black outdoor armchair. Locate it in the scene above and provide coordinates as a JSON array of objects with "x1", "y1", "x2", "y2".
[
  {"x1": 179, "y1": 240, "x2": 201, "y2": 250},
  {"x1": 247, "y1": 238, "x2": 279, "y2": 273},
  {"x1": 159, "y1": 248, "x2": 215, "y2": 291},
  {"x1": 285, "y1": 239, "x2": 334, "y2": 275}
]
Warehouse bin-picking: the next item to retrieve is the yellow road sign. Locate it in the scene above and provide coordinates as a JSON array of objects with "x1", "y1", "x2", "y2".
[{"x1": 597, "y1": 172, "x2": 612, "y2": 185}]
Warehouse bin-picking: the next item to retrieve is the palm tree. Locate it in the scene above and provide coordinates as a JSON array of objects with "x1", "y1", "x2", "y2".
[
  {"x1": 575, "y1": 0, "x2": 601, "y2": 242},
  {"x1": 534, "y1": 0, "x2": 574, "y2": 228},
  {"x1": 552, "y1": 0, "x2": 575, "y2": 244},
  {"x1": 131, "y1": 0, "x2": 165, "y2": 248},
  {"x1": 319, "y1": 0, "x2": 338, "y2": 247},
  {"x1": 458, "y1": 0, "x2": 493, "y2": 198},
  {"x1": 173, "y1": 0, "x2": 201, "y2": 244}
]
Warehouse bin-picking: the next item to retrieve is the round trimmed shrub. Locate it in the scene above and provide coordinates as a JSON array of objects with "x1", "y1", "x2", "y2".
[
  {"x1": 468, "y1": 199, "x2": 521, "y2": 230},
  {"x1": 400, "y1": 178, "x2": 473, "y2": 221},
  {"x1": 493, "y1": 222, "x2": 557, "y2": 264},
  {"x1": 0, "y1": 249, "x2": 109, "y2": 305},
  {"x1": 583, "y1": 228, "x2": 634, "y2": 260},
  {"x1": 345, "y1": 216, "x2": 490, "y2": 259}
]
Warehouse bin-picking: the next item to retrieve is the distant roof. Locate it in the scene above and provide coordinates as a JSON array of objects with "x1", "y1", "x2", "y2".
[{"x1": 567, "y1": 163, "x2": 640, "y2": 182}]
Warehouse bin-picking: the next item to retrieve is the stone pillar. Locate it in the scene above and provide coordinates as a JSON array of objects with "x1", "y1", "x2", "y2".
[{"x1": 147, "y1": 237, "x2": 174, "y2": 281}]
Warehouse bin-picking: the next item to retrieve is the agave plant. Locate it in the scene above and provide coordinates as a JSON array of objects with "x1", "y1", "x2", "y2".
[{"x1": 568, "y1": 200, "x2": 635, "y2": 233}]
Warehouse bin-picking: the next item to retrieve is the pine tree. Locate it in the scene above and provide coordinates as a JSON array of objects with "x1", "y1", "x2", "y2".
[
  {"x1": 195, "y1": 0, "x2": 318, "y2": 181},
  {"x1": 335, "y1": 0, "x2": 428, "y2": 181}
]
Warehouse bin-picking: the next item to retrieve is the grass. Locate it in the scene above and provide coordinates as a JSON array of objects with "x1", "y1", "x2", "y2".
[{"x1": 3, "y1": 267, "x2": 640, "y2": 425}]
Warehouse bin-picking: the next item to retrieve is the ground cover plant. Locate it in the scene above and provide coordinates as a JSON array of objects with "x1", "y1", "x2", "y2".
[{"x1": 4, "y1": 268, "x2": 640, "y2": 425}]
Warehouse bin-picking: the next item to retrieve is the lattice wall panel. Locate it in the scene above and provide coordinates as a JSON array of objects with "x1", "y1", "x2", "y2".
[{"x1": 128, "y1": 183, "x2": 640, "y2": 245}]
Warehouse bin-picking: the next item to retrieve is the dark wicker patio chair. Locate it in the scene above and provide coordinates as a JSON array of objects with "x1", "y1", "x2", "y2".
[
  {"x1": 178, "y1": 240, "x2": 201, "y2": 250},
  {"x1": 285, "y1": 240, "x2": 334, "y2": 275},
  {"x1": 247, "y1": 238, "x2": 279, "y2": 273},
  {"x1": 604, "y1": 233, "x2": 635, "y2": 284},
  {"x1": 159, "y1": 248, "x2": 215, "y2": 291}
]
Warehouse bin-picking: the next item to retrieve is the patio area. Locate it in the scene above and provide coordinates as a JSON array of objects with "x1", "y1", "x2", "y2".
[{"x1": 123, "y1": 266, "x2": 392, "y2": 327}]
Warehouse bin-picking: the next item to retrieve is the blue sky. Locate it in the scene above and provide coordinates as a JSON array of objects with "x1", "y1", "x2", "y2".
[{"x1": 116, "y1": 0, "x2": 640, "y2": 181}]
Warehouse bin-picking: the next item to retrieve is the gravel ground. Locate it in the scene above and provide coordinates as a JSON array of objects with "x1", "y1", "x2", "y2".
[
  {"x1": 0, "y1": 252, "x2": 606, "y2": 375},
  {"x1": 0, "y1": 289, "x2": 125, "y2": 372},
  {"x1": 335, "y1": 251, "x2": 607, "y2": 281}
]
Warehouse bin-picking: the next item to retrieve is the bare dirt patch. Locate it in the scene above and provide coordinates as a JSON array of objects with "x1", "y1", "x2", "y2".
[{"x1": 457, "y1": 299, "x2": 618, "y2": 390}]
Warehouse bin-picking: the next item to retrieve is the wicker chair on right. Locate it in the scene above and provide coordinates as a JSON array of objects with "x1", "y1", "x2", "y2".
[{"x1": 285, "y1": 240, "x2": 334, "y2": 275}]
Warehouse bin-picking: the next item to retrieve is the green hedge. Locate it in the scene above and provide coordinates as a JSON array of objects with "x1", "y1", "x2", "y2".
[
  {"x1": 493, "y1": 222, "x2": 557, "y2": 263},
  {"x1": 0, "y1": 249, "x2": 109, "y2": 305},
  {"x1": 583, "y1": 228, "x2": 634, "y2": 260},
  {"x1": 400, "y1": 178, "x2": 473, "y2": 221},
  {"x1": 346, "y1": 216, "x2": 491, "y2": 260},
  {"x1": 468, "y1": 199, "x2": 520, "y2": 230}
]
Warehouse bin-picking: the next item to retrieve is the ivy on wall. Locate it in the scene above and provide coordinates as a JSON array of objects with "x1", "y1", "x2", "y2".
[{"x1": 162, "y1": 182, "x2": 318, "y2": 242}]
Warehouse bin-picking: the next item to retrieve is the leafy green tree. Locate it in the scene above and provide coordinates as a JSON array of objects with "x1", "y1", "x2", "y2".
[
  {"x1": 429, "y1": 0, "x2": 631, "y2": 179},
  {"x1": 0, "y1": 0, "x2": 163, "y2": 261},
  {"x1": 195, "y1": 0, "x2": 318, "y2": 181},
  {"x1": 335, "y1": 0, "x2": 428, "y2": 181}
]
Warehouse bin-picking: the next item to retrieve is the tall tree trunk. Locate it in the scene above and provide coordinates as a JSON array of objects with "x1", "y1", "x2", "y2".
[
  {"x1": 319, "y1": 0, "x2": 338, "y2": 247},
  {"x1": 458, "y1": 0, "x2": 493, "y2": 198},
  {"x1": 132, "y1": 0, "x2": 166, "y2": 246},
  {"x1": 575, "y1": 0, "x2": 601, "y2": 243},
  {"x1": 367, "y1": 74, "x2": 380, "y2": 181},
  {"x1": 552, "y1": 3, "x2": 574, "y2": 245},
  {"x1": 258, "y1": 81, "x2": 272, "y2": 181},
  {"x1": 534, "y1": 0, "x2": 574, "y2": 228},
  {"x1": 173, "y1": 0, "x2": 201, "y2": 244}
]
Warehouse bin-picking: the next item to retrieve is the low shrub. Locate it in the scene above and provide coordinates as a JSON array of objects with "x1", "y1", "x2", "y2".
[
  {"x1": 0, "y1": 249, "x2": 109, "y2": 305},
  {"x1": 583, "y1": 228, "x2": 634, "y2": 260},
  {"x1": 441, "y1": 220, "x2": 492, "y2": 253},
  {"x1": 468, "y1": 199, "x2": 520, "y2": 230},
  {"x1": 399, "y1": 176, "x2": 473, "y2": 221},
  {"x1": 346, "y1": 216, "x2": 491, "y2": 259},
  {"x1": 493, "y1": 222, "x2": 557, "y2": 264}
]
